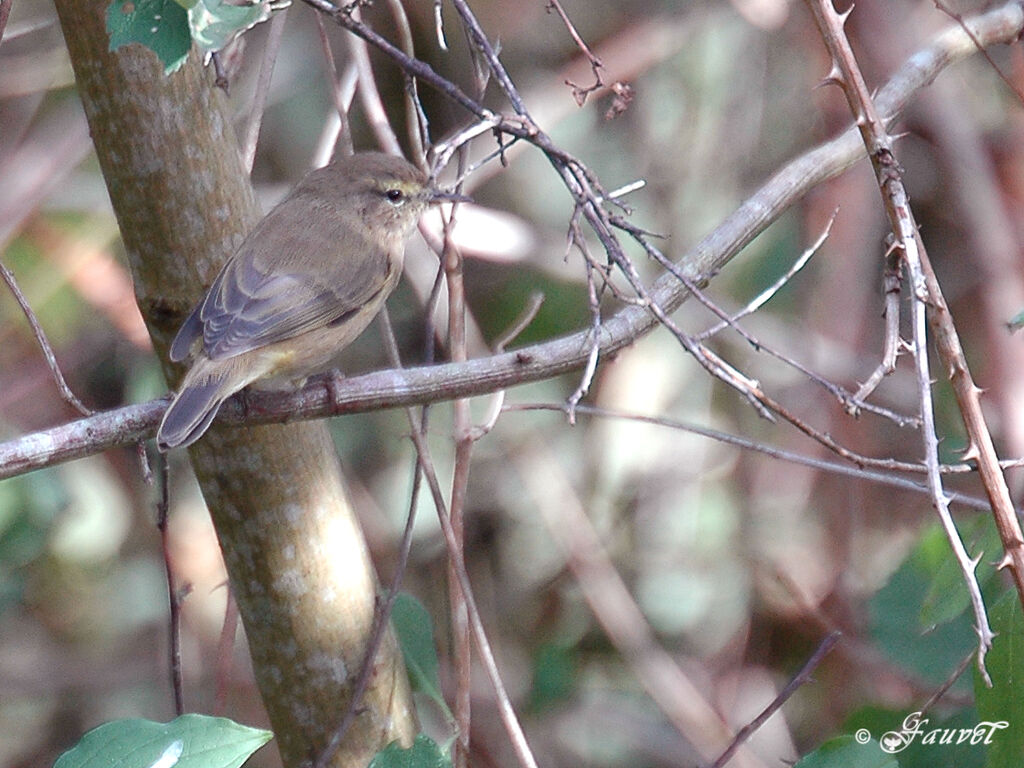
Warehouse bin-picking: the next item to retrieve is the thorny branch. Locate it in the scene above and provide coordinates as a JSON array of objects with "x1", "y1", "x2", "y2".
[{"x1": 807, "y1": 0, "x2": 1024, "y2": 680}]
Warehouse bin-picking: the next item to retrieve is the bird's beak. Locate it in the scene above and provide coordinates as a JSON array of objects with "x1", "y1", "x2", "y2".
[{"x1": 430, "y1": 188, "x2": 472, "y2": 204}]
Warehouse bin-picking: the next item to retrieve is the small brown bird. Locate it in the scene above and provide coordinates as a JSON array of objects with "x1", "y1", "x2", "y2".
[{"x1": 157, "y1": 152, "x2": 461, "y2": 451}]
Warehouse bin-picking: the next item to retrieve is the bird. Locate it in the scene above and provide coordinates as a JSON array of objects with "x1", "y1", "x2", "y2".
[{"x1": 157, "y1": 152, "x2": 463, "y2": 451}]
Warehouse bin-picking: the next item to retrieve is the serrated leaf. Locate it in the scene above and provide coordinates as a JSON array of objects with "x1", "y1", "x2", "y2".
[
  {"x1": 391, "y1": 592, "x2": 447, "y2": 710},
  {"x1": 368, "y1": 734, "x2": 451, "y2": 768},
  {"x1": 106, "y1": 0, "x2": 191, "y2": 74},
  {"x1": 794, "y1": 735, "x2": 898, "y2": 768},
  {"x1": 974, "y1": 590, "x2": 1023, "y2": 768},
  {"x1": 53, "y1": 714, "x2": 272, "y2": 768}
]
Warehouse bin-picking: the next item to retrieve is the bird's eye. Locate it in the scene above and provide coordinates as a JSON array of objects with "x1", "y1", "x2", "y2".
[{"x1": 385, "y1": 188, "x2": 405, "y2": 205}]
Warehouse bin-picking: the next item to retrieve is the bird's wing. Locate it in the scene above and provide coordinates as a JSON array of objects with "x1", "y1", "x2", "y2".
[{"x1": 199, "y1": 230, "x2": 394, "y2": 361}]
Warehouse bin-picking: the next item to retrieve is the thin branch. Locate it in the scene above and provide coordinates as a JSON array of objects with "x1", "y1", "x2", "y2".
[
  {"x1": 4, "y1": 1, "x2": 1024, "y2": 479},
  {"x1": 314, "y1": 13, "x2": 355, "y2": 161},
  {"x1": 849, "y1": 242, "x2": 903, "y2": 408},
  {"x1": 348, "y1": 5, "x2": 402, "y2": 156},
  {"x1": 807, "y1": 0, "x2": 1000, "y2": 680},
  {"x1": 156, "y1": 455, "x2": 186, "y2": 715},
  {"x1": 565, "y1": 216, "x2": 603, "y2": 422},
  {"x1": 212, "y1": 587, "x2": 239, "y2": 716},
  {"x1": 433, "y1": 0, "x2": 448, "y2": 51},
  {"x1": 241, "y1": 8, "x2": 288, "y2": 173},
  {"x1": 916, "y1": 650, "x2": 974, "y2": 715},
  {"x1": 0, "y1": 0, "x2": 13, "y2": 43},
  {"x1": 506, "y1": 402, "x2": 995, "y2": 511},
  {"x1": 1, "y1": 258, "x2": 92, "y2": 416},
  {"x1": 932, "y1": 0, "x2": 1024, "y2": 104},
  {"x1": 545, "y1": 0, "x2": 605, "y2": 105},
  {"x1": 618, "y1": 215, "x2": 919, "y2": 427},
  {"x1": 313, "y1": 314, "x2": 423, "y2": 768},
  {"x1": 382, "y1": 0, "x2": 426, "y2": 166},
  {"x1": 472, "y1": 292, "x2": 545, "y2": 439},
  {"x1": 710, "y1": 632, "x2": 841, "y2": 768},
  {"x1": 519, "y1": 440, "x2": 769, "y2": 768},
  {"x1": 440, "y1": 191, "x2": 473, "y2": 768},
  {"x1": 697, "y1": 210, "x2": 835, "y2": 340},
  {"x1": 403, "y1": 401, "x2": 540, "y2": 768}
]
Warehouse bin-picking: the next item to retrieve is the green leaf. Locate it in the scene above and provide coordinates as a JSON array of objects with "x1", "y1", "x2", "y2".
[
  {"x1": 187, "y1": 0, "x2": 281, "y2": 58},
  {"x1": 920, "y1": 519, "x2": 999, "y2": 627},
  {"x1": 870, "y1": 526, "x2": 976, "y2": 685},
  {"x1": 528, "y1": 642, "x2": 577, "y2": 712},
  {"x1": 794, "y1": 735, "x2": 898, "y2": 768},
  {"x1": 53, "y1": 714, "x2": 272, "y2": 768},
  {"x1": 106, "y1": 0, "x2": 192, "y2": 74},
  {"x1": 368, "y1": 734, "x2": 451, "y2": 768},
  {"x1": 844, "y1": 706, "x2": 987, "y2": 768},
  {"x1": 391, "y1": 592, "x2": 447, "y2": 711},
  {"x1": 974, "y1": 590, "x2": 1023, "y2": 768}
]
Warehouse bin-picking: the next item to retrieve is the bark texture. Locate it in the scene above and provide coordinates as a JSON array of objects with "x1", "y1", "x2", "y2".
[{"x1": 52, "y1": 5, "x2": 414, "y2": 765}]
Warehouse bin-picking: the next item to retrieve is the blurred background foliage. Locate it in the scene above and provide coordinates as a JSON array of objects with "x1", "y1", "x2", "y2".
[{"x1": 2, "y1": 0, "x2": 1024, "y2": 766}]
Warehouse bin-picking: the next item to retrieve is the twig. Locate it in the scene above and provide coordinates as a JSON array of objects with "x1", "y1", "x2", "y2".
[
  {"x1": 697, "y1": 211, "x2": 835, "y2": 340},
  {"x1": 916, "y1": 650, "x2": 974, "y2": 715},
  {"x1": 620, "y1": 216, "x2": 918, "y2": 427},
  {"x1": 313, "y1": 313, "x2": 423, "y2": 768},
  {"x1": 314, "y1": 13, "x2": 355, "y2": 160},
  {"x1": 472, "y1": 292, "x2": 545, "y2": 439},
  {"x1": 402, "y1": 398, "x2": 541, "y2": 768},
  {"x1": 565, "y1": 216, "x2": 603, "y2": 423},
  {"x1": 430, "y1": 115, "x2": 503, "y2": 174},
  {"x1": 156, "y1": 455, "x2": 186, "y2": 715},
  {"x1": 710, "y1": 632, "x2": 841, "y2": 768},
  {"x1": 433, "y1": 0, "x2": 448, "y2": 51},
  {"x1": 849, "y1": 242, "x2": 903, "y2": 409},
  {"x1": 439, "y1": 178, "x2": 473, "y2": 768},
  {"x1": 348, "y1": 5, "x2": 403, "y2": 156},
  {"x1": 545, "y1": 0, "x2": 604, "y2": 105},
  {"x1": 212, "y1": 587, "x2": 239, "y2": 716},
  {"x1": 5, "y1": 1, "x2": 1024, "y2": 478},
  {"x1": 519, "y1": 440, "x2": 769, "y2": 768},
  {"x1": 384, "y1": 0, "x2": 426, "y2": 166},
  {"x1": 241, "y1": 8, "x2": 288, "y2": 173},
  {"x1": 0, "y1": 0, "x2": 13, "y2": 43},
  {"x1": 506, "y1": 401, "x2": 995, "y2": 511},
  {"x1": 807, "y1": 0, "x2": 1000, "y2": 681},
  {"x1": 932, "y1": 0, "x2": 1024, "y2": 105},
  {"x1": 1, "y1": 258, "x2": 92, "y2": 416}
]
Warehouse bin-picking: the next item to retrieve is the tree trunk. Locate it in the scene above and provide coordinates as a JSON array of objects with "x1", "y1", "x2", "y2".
[{"x1": 52, "y1": 5, "x2": 415, "y2": 766}]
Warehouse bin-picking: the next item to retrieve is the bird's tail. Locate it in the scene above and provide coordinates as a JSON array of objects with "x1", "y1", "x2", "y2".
[{"x1": 157, "y1": 359, "x2": 247, "y2": 451}]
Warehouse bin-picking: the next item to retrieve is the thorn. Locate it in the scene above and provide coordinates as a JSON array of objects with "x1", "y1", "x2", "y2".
[
  {"x1": 961, "y1": 442, "x2": 981, "y2": 463},
  {"x1": 996, "y1": 553, "x2": 1013, "y2": 570},
  {"x1": 817, "y1": 69, "x2": 843, "y2": 89}
]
